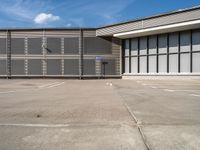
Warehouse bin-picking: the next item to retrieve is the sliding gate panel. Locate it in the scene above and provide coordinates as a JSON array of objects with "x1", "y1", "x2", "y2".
[
  {"x1": 64, "y1": 59, "x2": 79, "y2": 75},
  {"x1": 47, "y1": 59, "x2": 62, "y2": 75},
  {"x1": 0, "y1": 38, "x2": 6, "y2": 54},
  {"x1": 64, "y1": 37, "x2": 79, "y2": 54},
  {"x1": 28, "y1": 59, "x2": 42, "y2": 75},
  {"x1": 11, "y1": 60, "x2": 25, "y2": 75},
  {"x1": 28, "y1": 38, "x2": 42, "y2": 54},
  {"x1": 11, "y1": 38, "x2": 25, "y2": 54},
  {"x1": 0, "y1": 60, "x2": 6, "y2": 75},
  {"x1": 46, "y1": 38, "x2": 61, "y2": 54}
]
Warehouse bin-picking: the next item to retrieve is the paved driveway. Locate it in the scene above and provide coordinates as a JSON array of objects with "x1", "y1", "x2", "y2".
[{"x1": 0, "y1": 79, "x2": 200, "y2": 150}]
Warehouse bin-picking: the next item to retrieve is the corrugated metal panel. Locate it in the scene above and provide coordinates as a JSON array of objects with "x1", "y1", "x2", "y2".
[
  {"x1": 46, "y1": 38, "x2": 61, "y2": 54},
  {"x1": 193, "y1": 53, "x2": 200, "y2": 72},
  {"x1": 83, "y1": 30, "x2": 96, "y2": 37},
  {"x1": 158, "y1": 34, "x2": 167, "y2": 54},
  {"x1": 131, "y1": 38, "x2": 138, "y2": 56},
  {"x1": 149, "y1": 36, "x2": 157, "y2": 54},
  {"x1": 169, "y1": 54, "x2": 178, "y2": 73},
  {"x1": 0, "y1": 59, "x2": 6, "y2": 75},
  {"x1": 143, "y1": 9, "x2": 200, "y2": 28},
  {"x1": 44, "y1": 30, "x2": 80, "y2": 37},
  {"x1": 28, "y1": 38, "x2": 42, "y2": 54},
  {"x1": 169, "y1": 33, "x2": 178, "y2": 53},
  {"x1": 180, "y1": 31, "x2": 190, "y2": 52},
  {"x1": 140, "y1": 56, "x2": 147, "y2": 73},
  {"x1": 96, "y1": 21, "x2": 142, "y2": 36},
  {"x1": 84, "y1": 37, "x2": 112, "y2": 54},
  {"x1": 83, "y1": 59, "x2": 96, "y2": 75},
  {"x1": 131, "y1": 57, "x2": 138, "y2": 73},
  {"x1": 139, "y1": 37, "x2": 147, "y2": 55},
  {"x1": 64, "y1": 59, "x2": 79, "y2": 75},
  {"x1": 192, "y1": 30, "x2": 200, "y2": 51},
  {"x1": 97, "y1": 8, "x2": 200, "y2": 36},
  {"x1": 11, "y1": 60, "x2": 25, "y2": 75},
  {"x1": 149, "y1": 56, "x2": 157, "y2": 73},
  {"x1": 28, "y1": 59, "x2": 42, "y2": 75},
  {"x1": 11, "y1": 38, "x2": 25, "y2": 54},
  {"x1": 64, "y1": 37, "x2": 79, "y2": 54},
  {"x1": 180, "y1": 53, "x2": 190, "y2": 72},
  {"x1": 47, "y1": 59, "x2": 62, "y2": 75},
  {"x1": 111, "y1": 37, "x2": 121, "y2": 75},
  {"x1": 158, "y1": 55, "x2": 167, "y2": 73},
  {"x1": 0, "y1": 38, "x2": 6, "y2": 54},
  {"x1": 0, "y1": 31, "x2": 6, "y2": 38}
]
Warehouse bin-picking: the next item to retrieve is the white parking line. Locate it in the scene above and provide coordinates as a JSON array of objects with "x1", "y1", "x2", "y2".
[
  {"x1": 164, "y1": 89, "x2": 175, "y2": 92},
  {"x1": 38, "y1": 82, "x2": 59, "y2": 88},
  {"x1": 0, "y1": 123, "x2": 69, "y2": 128},
  {"x1": 46, "y1": 82, "x2": 65, "y2": 88},
  {"x1": 0, "y1": 82, "x2": 65, "y2": 94},
  {"x1": 0, "y1": 90, "x2": 17, "y2": 94},
  {"x1": 190, "y1": 94, "x2": 200, "y2": 97}
]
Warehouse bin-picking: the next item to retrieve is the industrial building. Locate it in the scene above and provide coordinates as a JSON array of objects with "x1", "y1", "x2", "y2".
[{"x1": 0, "y1": 6, "x2": 200, "y2": 78}]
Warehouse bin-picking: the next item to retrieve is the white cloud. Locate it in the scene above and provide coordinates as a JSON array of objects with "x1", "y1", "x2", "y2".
[
  {"x1": 66, "y1": 23, "x2": 72, "y2": 27},
  {"x1": 34, "y1": 13, "x2": 60, "y2": 24}
]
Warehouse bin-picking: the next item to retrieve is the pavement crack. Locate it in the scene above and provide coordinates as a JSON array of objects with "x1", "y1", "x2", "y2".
[{"x1": 113, "y1": 83, "x2": 152, "y2": 150}]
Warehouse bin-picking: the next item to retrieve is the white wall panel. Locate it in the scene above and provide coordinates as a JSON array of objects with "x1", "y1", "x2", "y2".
[
  {"x1": 131, "y1": 38, "x2": 138, "y2": 56},
  {"x1": 192, "y1": 30, "x2": 200, "y2": 51},
  {"x1": 140, "y1": 56, "x2": 147, "y2": 73},
  {"x1": 169, "y1": 54, "x2": 178, "y2": 73},
  {"x1": 149, "y1": 56, "x2": 157, "y2": 73},
  {"x1": 125, "y1": 57, "x2": 129, "y2": 73},
  {"x1": 192, "y1": 53, "x2": 200, "y2": 73},
  {"x1": 158, "y1": 34, "x2": 167, "y2": 54},
  {"x1": 149, "y1": 36, "x2": 157, "y2": 54},
  {"x1": 180, "y1": 31, "x2": 190, "y2": 52},
  {"x1": 159, "y1": 55, "x2": 167, "y2": 73},
  {"x1": 180, "y1": 53, "x2": 190, "y2": 72},
  {"x1": 131, "y1": 57, "x2": 138, "y2": 73},
  {"x1": 140, "y1": 37, "x2": 147, "y2": 55},
  {"x1": 169, "y1": 33, "x2": 178, "y2": 53}
]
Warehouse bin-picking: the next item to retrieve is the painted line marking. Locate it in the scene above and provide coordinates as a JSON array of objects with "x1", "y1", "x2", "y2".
[
  {"x1": 38, "y1": 82, "x2": 59, "y2": 88},
  {"x1": 0, "y1": 91, "x2": 17, "y2": 94},
  {"x1": 46, "y1": 82, "x2": 65, "y2": 88},
  {"x1": 190, "y1": 94, "x2": 200, "y2": 97},
  {"x1": 164, "y1": 89, "x2": 175, "y2": 92},
  {"x1": 0, "y1": 82, "x2": 65, "y2": 94},
  {"x1": 0, "y1": 123, "x2": 69, "y2": 128}
]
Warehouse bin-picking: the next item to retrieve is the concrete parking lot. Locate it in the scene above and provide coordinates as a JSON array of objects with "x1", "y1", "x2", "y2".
[{"x1": 0, "y1": 78, "x2": 200, "y2": 150}]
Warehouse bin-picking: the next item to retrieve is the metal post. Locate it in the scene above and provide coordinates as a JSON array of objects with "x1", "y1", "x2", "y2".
[
  {"x1": 190, "y1": 30, "x2": 193, "y2": 73},
  {"x1": 167, "y1": 33, "x2": 169, "y2": 73},
  {"x1": 137, "y1": 37, "x2": 140, "y2": 73},
  {"x1": 79, "y1": 29, "x2": 84, "y2": 79},
  {"x1": 129, "y1": 38, "x2": 131, "y2": 73},
  {"x1": 147, "y1": 36, "x2": 149, "y2": 73},
  {"x1": 6, "y1": 30, "x2": 11, "y2": 79},
  {"x1": 156, "y1": 35, "x2": 159, "y2": 73},
  {"x1": 178, "y1": 32, "x2": 181, "y2": 73}
]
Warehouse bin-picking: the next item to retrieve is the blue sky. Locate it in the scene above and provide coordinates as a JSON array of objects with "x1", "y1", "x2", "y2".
[{"x1": 0, "y1": 0, "x2": 200, "y2": 28}]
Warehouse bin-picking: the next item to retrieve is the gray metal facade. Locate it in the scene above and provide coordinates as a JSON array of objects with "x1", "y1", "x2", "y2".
[
  {"x1": 123, "y1": 29, "x2": 200, "y2": 75},
  {"x1": 0, "y1": 29, "x2": 120, "y2": 78},
  {"x1": 97, "y1": 7, "x2": 200, "y2": 36}
]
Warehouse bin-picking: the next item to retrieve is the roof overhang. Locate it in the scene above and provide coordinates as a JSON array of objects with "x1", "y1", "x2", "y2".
[{"x1": 114, "y1": 19, "x2": 200, "y2": 39}]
